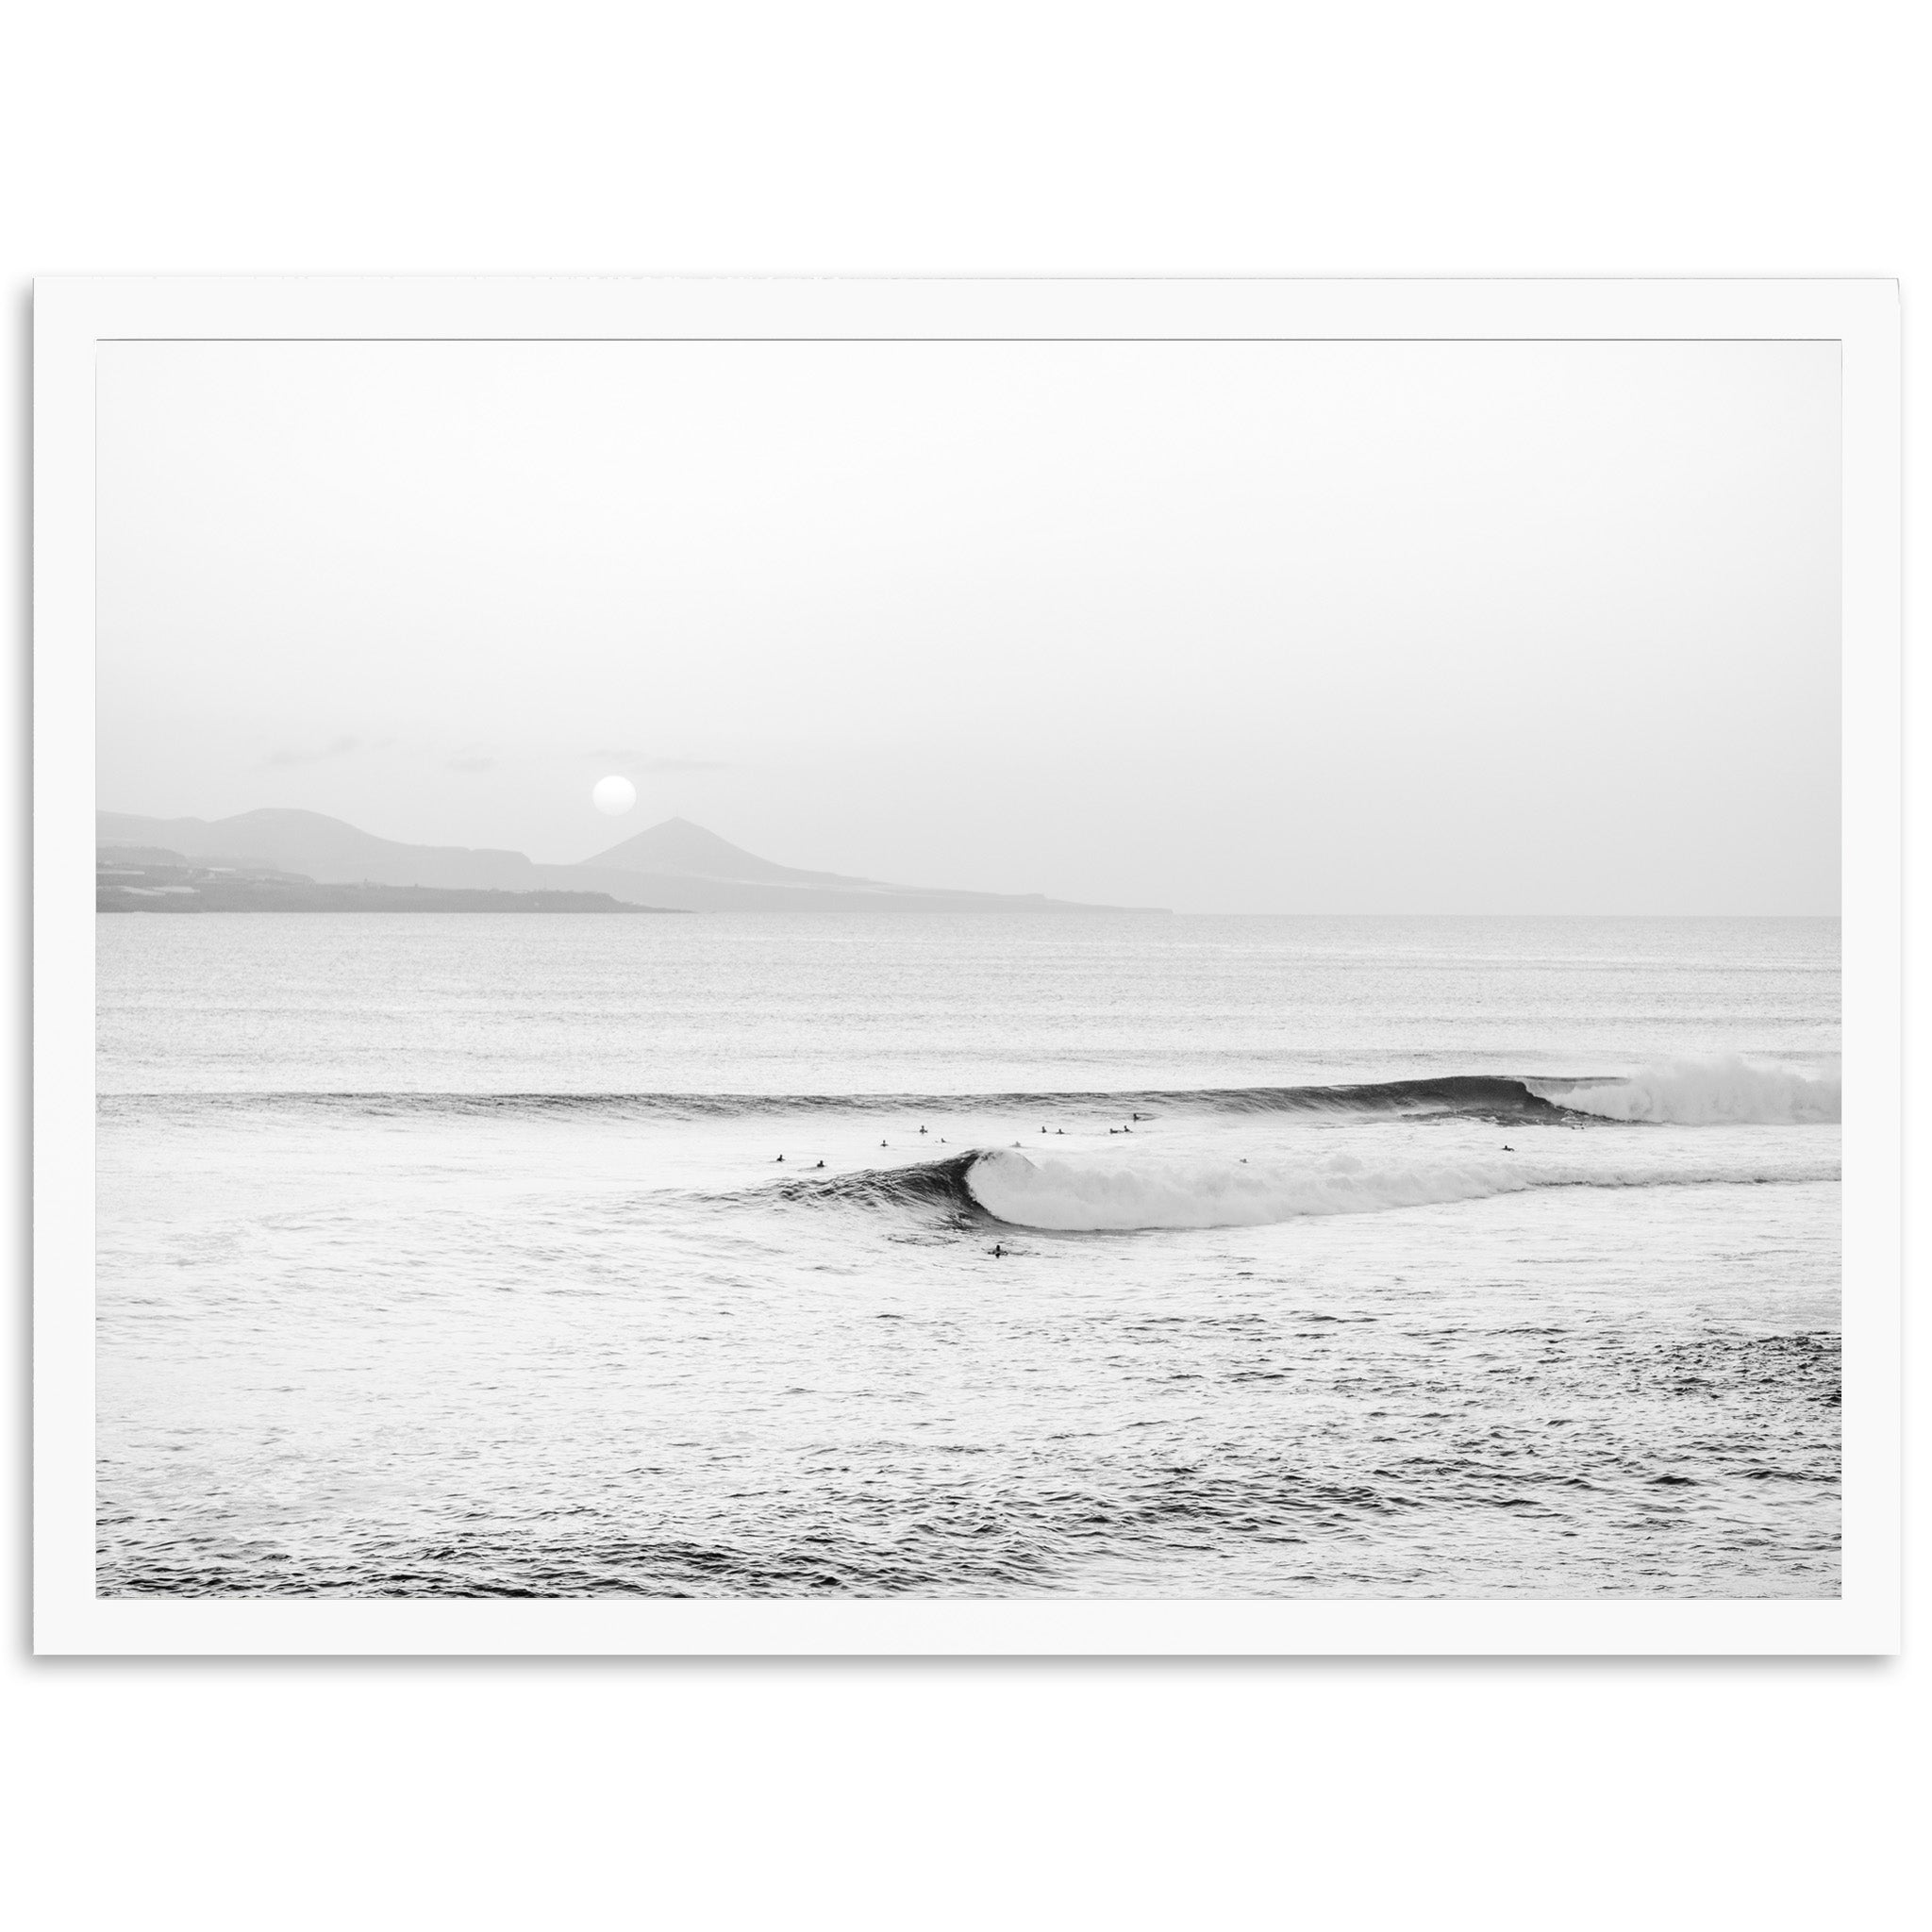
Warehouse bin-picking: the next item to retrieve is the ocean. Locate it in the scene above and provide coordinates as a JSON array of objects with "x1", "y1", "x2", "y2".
[{"x1": 95, "y1": 913, "x2": 1841, "y2": 1599}]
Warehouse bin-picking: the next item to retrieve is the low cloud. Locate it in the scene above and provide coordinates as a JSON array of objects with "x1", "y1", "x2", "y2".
[
  {"x1": 448, "y1": 754, "x2": 497, "y2": 774},
  {"x1": 262, "y1": 735, "x2": 360, "y2": 768},
  {"x1": 591, "y1": 749, "x2": 728, "y2": 774}
]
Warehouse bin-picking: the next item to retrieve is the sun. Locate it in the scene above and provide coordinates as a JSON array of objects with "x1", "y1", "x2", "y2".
[{"x1": 591, "y1": 774, "x2": 638, "y2": 816}]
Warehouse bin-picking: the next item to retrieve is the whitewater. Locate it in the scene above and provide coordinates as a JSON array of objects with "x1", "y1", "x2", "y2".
[
  {"x1": 95, "y1": 913, "x2": 1841, "y2": 1599},
  {"x1": 768, "y1": 1057, "x2": 1842, "y2": 1232}
]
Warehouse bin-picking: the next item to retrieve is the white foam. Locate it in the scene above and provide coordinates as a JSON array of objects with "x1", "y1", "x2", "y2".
[
  {"x1": 1535, "y1": 1055, "x2": 1840, "y2": 1125},
  {"x1": 962, "y1": 1144, "x2": 1837, "y2": 1233}
]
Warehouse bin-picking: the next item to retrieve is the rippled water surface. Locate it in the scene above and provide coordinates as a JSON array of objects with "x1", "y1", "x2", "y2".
[{"x1": 96, "y1": 914, "x2": 1840, "y2": 1598}]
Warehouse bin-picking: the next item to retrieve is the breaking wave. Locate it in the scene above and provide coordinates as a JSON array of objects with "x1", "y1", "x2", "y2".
[
  {"x1": 775, "y1": 1142, "x2": 1840, "y2": 1234},
  {"x1": 778, "y1": 1151, "x2": 985, "y2": 1214},
  {"x1": 92, "y1": 1074, "x2": 1591, "y2": 1124},
  {"x1": 103, "y1": 1058, "x2": 1841, "y2": 1133},
  {"x1": 960, "y1": 1146, "x2": 1837, "y2": 1232},
  {"x1": 1528, "y1": 1056, "x2": 1840, "y2": 1125}
]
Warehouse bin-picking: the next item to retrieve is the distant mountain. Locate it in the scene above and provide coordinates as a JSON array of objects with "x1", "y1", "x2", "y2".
[
  {"x1": 582, "y1": 816, "x2": 1163, "y2": 912},
  {"x1": 96, "y1": 808, "x2": 542, "y2": 891},
  {"x1": 96, "y1": 809, "x2": 1165, "y2": 915},
  {"x1": 590, "y1": 817, "x2": 871, "y2": 888},
  {"x1": 97, "y1": 846, "x2": 667, "y2": 915}
]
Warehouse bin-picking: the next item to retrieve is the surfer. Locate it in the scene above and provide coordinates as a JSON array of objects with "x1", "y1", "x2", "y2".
[
  {"x1": 815, "y1": 1159, "x2": 824, "y2": 1169},
  {"x1": 992, "y1": 1243, "x2": 1006, "y2": 1257},
  {"x1": 774, "y1": 1154, "x2": 784, "y2": 1162},
  {"x1": 1502, "y1": 1143, "x2": 1514, "y2": 1152},
  {"x1": 919, "y1": 1125, "x2": 927, "y2": 1135}
]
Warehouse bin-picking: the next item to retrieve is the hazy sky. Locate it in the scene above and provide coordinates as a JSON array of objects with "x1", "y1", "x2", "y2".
[{"x1": 96, "y1": 337, "x2": 1840, "y2": 913}]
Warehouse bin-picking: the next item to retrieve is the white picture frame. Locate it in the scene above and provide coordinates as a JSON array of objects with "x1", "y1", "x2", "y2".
[{"x1": 35, "y1": 275, "x2": 1901, "y2": 1655}]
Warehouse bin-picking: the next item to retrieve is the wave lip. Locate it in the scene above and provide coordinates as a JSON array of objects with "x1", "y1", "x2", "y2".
[{"x1": 1529, "y1": 1056, "x2": 1840, "y2": 1125}]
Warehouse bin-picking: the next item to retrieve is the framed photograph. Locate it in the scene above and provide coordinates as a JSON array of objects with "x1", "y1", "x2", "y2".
[{"x1": 33, "y1": 276, "x2": 1900, "y2": 1654}]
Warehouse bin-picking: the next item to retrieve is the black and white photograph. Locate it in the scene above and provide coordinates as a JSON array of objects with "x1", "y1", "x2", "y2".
[{"x1": 83, "y1": 317, "x2": 1854, "y2": 1608}]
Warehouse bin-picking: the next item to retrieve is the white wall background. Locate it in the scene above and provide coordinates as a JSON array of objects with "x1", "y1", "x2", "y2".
[{"x1": 5, "y1": 3, "x2": 1924, "y2": 1926}]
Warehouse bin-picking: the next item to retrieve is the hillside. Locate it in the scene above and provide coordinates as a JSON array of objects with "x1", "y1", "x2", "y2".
[
  {"x1": 582, "y1": 816, "x2": 1163, "y2": 912},
  {"x1": 589, "y1": 817, "x2": 878, "y2": 888},
  {"x1": 97, "y1": 809, "x2": 1166, "y2": 915},
  {"x1": 96, "y1": 808, "x2": 541, "y2": 891},
  {"x1": 97, "y1": 848, "x2": 669, "y2": 914}
]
